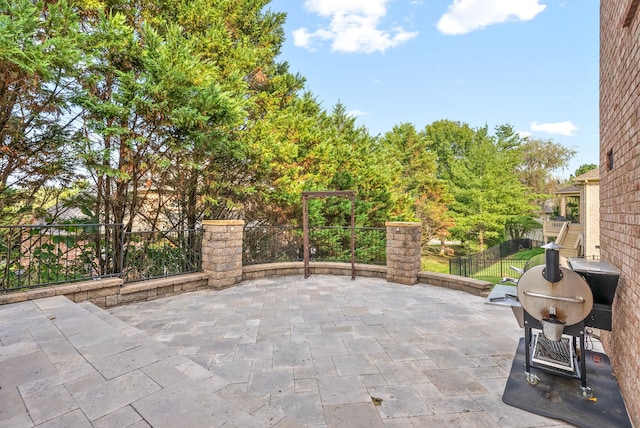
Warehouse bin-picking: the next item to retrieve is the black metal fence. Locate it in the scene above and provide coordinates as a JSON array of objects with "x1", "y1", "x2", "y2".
[
  {"x1": 0, "y1": 223, "x2": 202, "y2": 292},
  {"x1": 122, "y1": 228, "x2": 202, "y2": 283},
  {"x1": 450, "y1": 258, "x2": 530, "y2": 281},
  {"x1": 243, "y1": 225, "x2": 386, "y2": 266},
  {"x1": 1, "y1": 224, "x2": 122, "y2": 292},
  {"x1": 2, "y1": 222, "x2": 384, "y2": 292},
  {"x1": 449, "y1": 239, "x2": 542, "y2": 280}
]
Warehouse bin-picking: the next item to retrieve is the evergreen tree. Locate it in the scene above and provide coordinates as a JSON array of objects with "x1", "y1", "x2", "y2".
[
  {"x1": 379, "y1": 123, "x2": 454, "y2": 249},
  {"x1": 0, "y1": 0, "x2": 82, "y2": 223}
]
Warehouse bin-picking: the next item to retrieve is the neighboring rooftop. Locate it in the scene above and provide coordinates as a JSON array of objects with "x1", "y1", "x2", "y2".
[
  {"x1": 555, "y1": 168, "x2": 600, "y2": 195},
  {"x1": 573, "y1": 168, "x2": 600, "y2": 183}
]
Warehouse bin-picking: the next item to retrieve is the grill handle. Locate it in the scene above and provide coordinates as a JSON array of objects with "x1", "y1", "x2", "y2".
[{"x1": 523, "y1": 290, "x2": 585, "y2": 303}]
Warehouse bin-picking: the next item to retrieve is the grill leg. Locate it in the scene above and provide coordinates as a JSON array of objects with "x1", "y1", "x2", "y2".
[
  {"x1": 579, "y1": 329, "x2": 594, "y2": 398},
  {"x1": 524, "y1": 321, "x2": 539, "y2": 384},
  {"x1": 579, "y1": 331, "x2": 587, "y2": 388},
  {"x1": 525, "y1": 322, "x2": 532, "y2": 373}
]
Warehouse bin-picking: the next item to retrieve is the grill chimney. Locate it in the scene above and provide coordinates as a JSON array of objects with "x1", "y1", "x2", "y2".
[{"x1": 542, "y1": 242, "x2": 563, "y2": 283}]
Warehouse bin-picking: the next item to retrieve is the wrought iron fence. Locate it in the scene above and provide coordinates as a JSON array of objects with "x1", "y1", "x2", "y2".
[
  {"x1": 243, "y1": 225, "x2": 386, "y2": 266},
  {"x1": 0, "y1": 223, "x2": 203, "y2": 292},
  {"x1": 1, "y1": 223, "x2": 122, "y2": 292},
  {"x1": 449, "y1": 238, "x2": 542, "y2": 280},
  {"x1": 122, "y1": 228, "x2": 202, "y2": 283},
  {"x1": 243, "y1": 226, "x2": 303, "y2": 265},
  {"x1": 450, "y1": 258, "x2": 531, "y2": 282},
  {"x1": 2, "y1": 221, "x2": 385, "y2": 292}
]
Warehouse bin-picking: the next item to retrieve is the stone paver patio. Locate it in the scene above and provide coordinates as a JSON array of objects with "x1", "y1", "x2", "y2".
[{"x1": 0, "y1": 275, "x2": 576, "y2": 427}]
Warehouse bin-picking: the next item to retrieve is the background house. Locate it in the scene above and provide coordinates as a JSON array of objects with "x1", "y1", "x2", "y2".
[
  {"x1": 542, "y1": 168, "x2": 600, "y2": 259},
  {"x1": 600, "y1": 1, "x2": 640, "y2": 425}
]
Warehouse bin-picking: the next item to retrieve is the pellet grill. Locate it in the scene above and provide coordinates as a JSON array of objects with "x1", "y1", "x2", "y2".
[{"x1": 516, "y1": 243, "x2": 620, "y2": 398}]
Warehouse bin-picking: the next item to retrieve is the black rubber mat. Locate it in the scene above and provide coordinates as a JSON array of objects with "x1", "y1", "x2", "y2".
[{"x1": 502, "y1": 338, "x2": 632, "y2": 428}]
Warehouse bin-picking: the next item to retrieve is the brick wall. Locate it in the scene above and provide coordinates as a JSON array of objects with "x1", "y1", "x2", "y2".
[{"x1": 600, "y1": 1, "x2": 640, "y2": 425}]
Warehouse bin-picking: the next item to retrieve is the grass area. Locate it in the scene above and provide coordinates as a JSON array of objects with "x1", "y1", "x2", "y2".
[
  {"x1": 505, "y1": 247, "x2": 544, "y2": 260},
  {"x1": 421, "y1": 244, "x2": 466, "y2": 273},
  {"x1": 472, "y1": 265, "x2": 518, "y2": 285},
  {"x1": 423, "y1": 246, "x2": 545, "y2": 284},
  {"x1": 421, "y1": 255, "x2": 450, "y2": 273},
  {"x1": 475, "y1": 275, "x2": 504, "y2": 284}
]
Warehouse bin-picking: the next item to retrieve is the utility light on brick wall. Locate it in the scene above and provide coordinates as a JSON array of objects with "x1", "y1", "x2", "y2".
[{"x1": 606, "y1": 149, "x2": 614, "y2": 171}]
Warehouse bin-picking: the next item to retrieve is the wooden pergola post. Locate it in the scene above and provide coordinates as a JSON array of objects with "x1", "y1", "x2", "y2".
[{"x1": 302, "y1": 191, "x2": 356, "y2": 280}]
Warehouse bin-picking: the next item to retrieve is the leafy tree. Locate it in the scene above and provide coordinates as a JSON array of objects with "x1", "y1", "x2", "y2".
[
  {"x1": 243, "y1": 91, "x2": 324, "y2": 224},
  {"x1": 137, "y1": 22, "x2": 246, "y2": 228},
  {"x1": 245, "y1": 100, "x2": 420, "y2": 229},
  {"x1": 0, "y1": 0, "x2": 572, "y2": 261},
  {"x1": 74, "y1": 0, "x2": 286, "y2": 234},
  {"x1": 134, "y1": 0, "x2": 305, "y2": 224},
  {"x1": 285, "y1": 102, "x2": 395, "y2": 228},
  {"x1": 444, "y1": 125, "x2": 536, "y2": 250},
  {"x1": 422, "y1": 121, "x2": 572, "y2": 249},
  {"x1": 0, "y1": 0, "x2": 82, "y2": 223},
  {"x1": 505, "y1": 214, "x2": 542, "y2": 240},
  {"x1": 573, "y1": 163, "x2": 597, "y2": 177},
  {"x1": 67, "y1": 3, "x2": 250, "y2": 278},
  {"x1": 423, "y1": 119, "x2": 475, "y2": 181},
  {"x1": 312, "y1": 104, "x2": 394, "y2": 227},
  {"x1": 516, "y1": 137, "x2": 576, "y2": 196},
  {"x1": 379, "y1": 123, "x2": 454, "y2": 250}
]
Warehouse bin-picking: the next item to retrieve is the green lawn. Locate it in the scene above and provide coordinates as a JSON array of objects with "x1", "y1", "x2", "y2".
[
  {"x1": 422, "y1": 246, "x2": 546, "y2": 284},
  {"x1": 505, "y1": 247, "x2": 544, "y2": 260},
  {"x1": 421, "y1": 254, "x2": 450, "y2": 273}
]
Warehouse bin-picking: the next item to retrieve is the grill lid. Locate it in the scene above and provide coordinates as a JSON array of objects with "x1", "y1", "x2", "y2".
[
  {"x1": 517, "y1": 265, "x2": 593, "y2": 326},
  {"x1": 568, "y1": 258, "x2": 620, "y2": 276}
]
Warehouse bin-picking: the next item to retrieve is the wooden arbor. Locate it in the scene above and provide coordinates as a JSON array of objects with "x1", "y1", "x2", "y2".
[{"x1": 302, "y1": 191, "x2": 356, "y2": 280}]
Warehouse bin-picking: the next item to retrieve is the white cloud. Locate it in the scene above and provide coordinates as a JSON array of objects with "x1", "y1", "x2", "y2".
[
  {"x1": 347, "y1": 109, "x2": 367, "y2": 118},
  {"x1": 437, "y1": 0, "x2": 546, "y2": 35},
  {"x1": 530, "y1": 121, "x2": 578, "y2": 137},
  {"x1": 517, "y1": 130, "x2": 532, "y2": 138},
  {"x1": 292, "y1": 0, "x2": 418, "y2": 53}
]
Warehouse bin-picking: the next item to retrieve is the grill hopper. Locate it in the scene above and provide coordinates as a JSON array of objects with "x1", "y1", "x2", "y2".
[{"x1": 517, "y1": 265, "x2": 593, "y2": 331}]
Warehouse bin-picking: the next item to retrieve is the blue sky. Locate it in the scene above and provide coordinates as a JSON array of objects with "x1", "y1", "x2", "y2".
[{"x1": 268, "y1": 0, "x2": 599, "y2": 177}]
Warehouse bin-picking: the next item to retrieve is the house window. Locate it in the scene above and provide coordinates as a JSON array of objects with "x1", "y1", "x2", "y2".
[
  {"x1": 606, "y1": 149, "x2": 614, "y2": 171},
  {"x1": 624, "y1": 0, "x2": 640, "y2": 27}
]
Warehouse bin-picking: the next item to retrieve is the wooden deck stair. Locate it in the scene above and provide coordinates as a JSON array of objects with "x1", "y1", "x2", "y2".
[{"x1": 558, "y1": 224, "x2": 582, "y2": 258}]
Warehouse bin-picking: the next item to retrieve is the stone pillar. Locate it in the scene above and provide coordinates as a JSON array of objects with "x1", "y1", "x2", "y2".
[
  {"x1": 202, "y1": 220, "x2": 244, "y2": 289},
  {"x1": 385, "y1": 221, "x2": 422, "y2": 285}
]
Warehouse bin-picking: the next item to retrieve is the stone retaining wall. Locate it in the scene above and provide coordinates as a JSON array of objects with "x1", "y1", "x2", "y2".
[
  {"x1": 0, "y1": 278, "x2": 123, "y2": 307},
  {"x1": 0, "y1": 273, "x2": 210, "y2": 308},
  {"x1": 117, "y1": 273, "x2": 210, "y2": 305},
  {"x1": 418, "y1": 272, "x2": 492, "y2": 297},
  {"x1": 242, "y1": 262, "x2": 386, "y2": 281},
  {"x1": 0, "y1": 220, "x2": 492, "y2": 308},
  {"x1": 243, "y1": 262, "x2": 489, "y2": 296}
]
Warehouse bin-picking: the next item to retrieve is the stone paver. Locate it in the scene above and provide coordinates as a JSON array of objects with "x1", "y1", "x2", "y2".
[{"x1": 0, "y1": 275, "x2": 575, "y2": 427}]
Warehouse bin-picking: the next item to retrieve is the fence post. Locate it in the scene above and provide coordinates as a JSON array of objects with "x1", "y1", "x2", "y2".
[
  {"x1": 201, "y1": 220, "x2": 244, "y2": 289},
  {"x1": 385, "y1": 222, "x2": 422, "y2": 285}
]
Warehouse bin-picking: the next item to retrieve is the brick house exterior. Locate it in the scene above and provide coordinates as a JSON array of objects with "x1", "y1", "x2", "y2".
[{"x1": 600, "y1": 1, "x2": 640, "y2": 425}]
